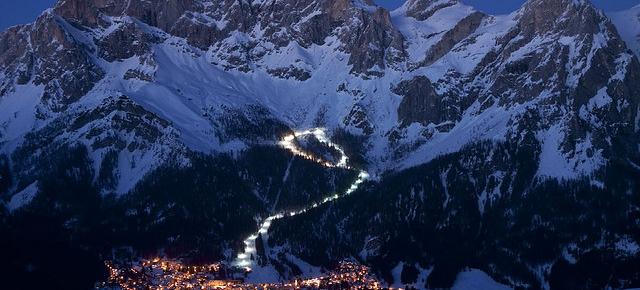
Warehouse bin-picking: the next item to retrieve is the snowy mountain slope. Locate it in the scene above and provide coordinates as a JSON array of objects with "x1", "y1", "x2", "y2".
[
  {"x1": 610, "y1": 4, "x2": 640, "y2": 58},
  {"x1": 389, "y1": 0, "x2": 640, "y2": 182},
  {"x1": 0, "y1": 0, "x2": 636, "y2": 250},
  {"x1": 1, "y1": 0, "x2": 638, "y2": 198}
]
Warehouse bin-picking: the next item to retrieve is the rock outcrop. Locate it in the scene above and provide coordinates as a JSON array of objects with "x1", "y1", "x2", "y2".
[{"x1": 405, "y1": 0, "x2": 459, "y2": 21}]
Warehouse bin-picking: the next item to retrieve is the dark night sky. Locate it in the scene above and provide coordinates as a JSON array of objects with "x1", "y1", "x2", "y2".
[
  {"x1": 1, "y1": 0, "x2": 639, "y2": 30},
  {"x1": 0, "y1": 0, "x2": 57, "y2": 30}
]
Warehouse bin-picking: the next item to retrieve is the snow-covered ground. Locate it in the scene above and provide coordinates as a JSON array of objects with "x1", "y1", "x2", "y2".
[
  {"x1": 609, "y1": 5, "x2": 640, "y2": 58},
  {"x1": 7, "y1": 182, "x2": 38, "y2": 212},
  {"x1": 451, "y1": 269, "x2": 512, "y2": 290},
  {"x1": 2, "y1": 0, "x2": 631, "y2": 198},
  {"x1": 234, "y1": 128, "x2": 370, "y2": 278}
]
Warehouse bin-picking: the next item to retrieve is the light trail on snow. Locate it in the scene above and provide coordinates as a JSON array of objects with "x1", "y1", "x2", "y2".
[{"x1": 232, "y1": 128, "x2": 369, "y2": 270}]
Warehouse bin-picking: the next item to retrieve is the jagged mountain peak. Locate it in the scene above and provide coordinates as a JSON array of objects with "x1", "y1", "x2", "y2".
[
  {"x1": 402, "y1": 0, "x2": 460, "y2": 20},
  {"x1": 54, "y1": 0, "x2": 202, "y2": 30},
  {"x1": 52, "y1": 0, "x2": 384, "y2": 27},
  {"x1": 1, "y1": 0, "x2": 639, "y2": 194},
  {"x1": 522, "y1": 0, "x2": 588, "y2": 6},
  {"x1": 516, "y1": 0, "x2": 609, "y2": 35}
]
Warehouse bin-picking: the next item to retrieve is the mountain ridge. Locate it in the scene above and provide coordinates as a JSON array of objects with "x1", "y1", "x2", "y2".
[
  {"x1": 0, "y1": 0, "x2": 637, "y2": 217},
  {"x1": 0, "y1": 0, "x2": 636, "y2": 215}
]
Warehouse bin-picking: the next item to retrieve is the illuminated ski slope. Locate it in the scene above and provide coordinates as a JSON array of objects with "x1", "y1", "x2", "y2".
[{"x1": 233, "y1": 128, "x2": 370, "y2": 270}]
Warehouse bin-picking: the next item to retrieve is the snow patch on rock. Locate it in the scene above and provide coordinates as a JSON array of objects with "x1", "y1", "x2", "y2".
[
  {"x1": 8, "y1": 182, "x2": 38, "y2": 211},
  {"x1": 452, "y1": 269, "x2": 513, "y2": 290}
]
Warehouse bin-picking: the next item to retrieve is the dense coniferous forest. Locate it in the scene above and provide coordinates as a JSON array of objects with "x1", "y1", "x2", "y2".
[
  {"x1": 0, "y1": 145, "x2": 356, "y2": 289},
  {"x1": 268, "y1": 140, "x2": 640, "y2": 289}
]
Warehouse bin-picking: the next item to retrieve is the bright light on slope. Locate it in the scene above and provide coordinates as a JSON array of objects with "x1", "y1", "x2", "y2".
[{"x1": 232, "y1": 128, "x2": 370, "y2": 270}]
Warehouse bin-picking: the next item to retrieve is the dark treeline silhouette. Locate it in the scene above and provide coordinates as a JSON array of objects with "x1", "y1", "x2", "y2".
[
  {"x1": 268, "y1": 138, "x2": 640, "y2": 289},
  {"x1": 0, "y1": 144, "x2": 355, "y2": 289}
]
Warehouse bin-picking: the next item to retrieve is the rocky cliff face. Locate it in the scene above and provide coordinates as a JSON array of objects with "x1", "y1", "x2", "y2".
[
  {"x1": 0, "y1": 0, "x2": 639, "y2": 289},
  {"x1": 0, "y1": 13, "x2": 104, "y2": 112},
  {"x1": 469, "y1": 0, "x2": 640, "y2": 175},
  {"x1": 404, "y1": 0, "x2": 458, "y2": 21},
  {"x1": 264, "y1": 1, "x2": 640, "y2": 288}
]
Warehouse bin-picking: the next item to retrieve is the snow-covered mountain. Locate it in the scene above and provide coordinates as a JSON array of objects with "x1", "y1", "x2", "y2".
[
  {"x1": 1, "y1": 0, "x2": 639, "y2": 289},
  {"x1": 610, "y1": 4, "x2": 640, "y2": 58},
  {"x1": 1, "y1": 0, "x2": 638, "y2": 196}
]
